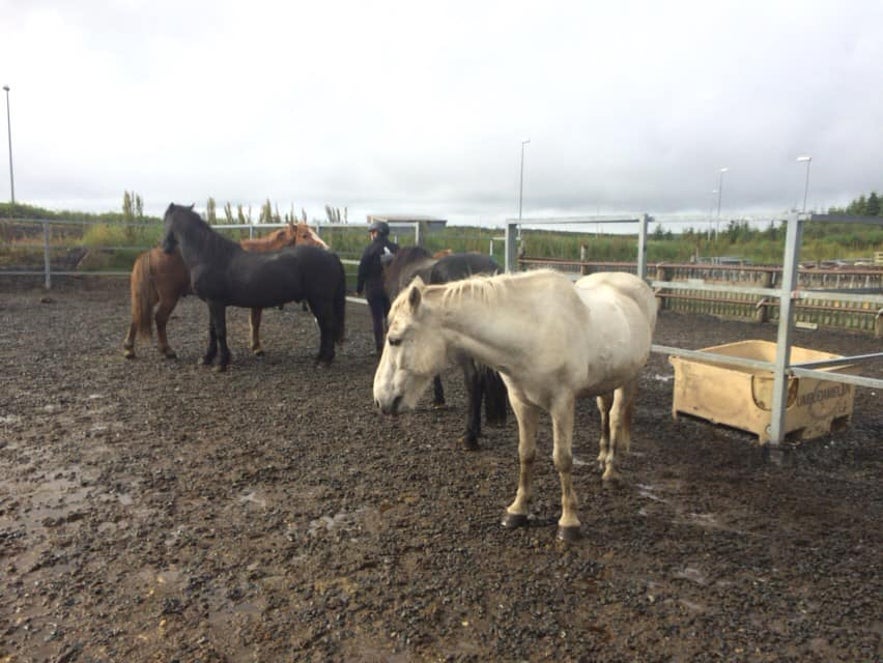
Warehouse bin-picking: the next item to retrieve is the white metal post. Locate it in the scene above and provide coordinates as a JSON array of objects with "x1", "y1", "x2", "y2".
[
  {"x1": 767, "y1": 212, "x2": 803, "y2": 455},
  {"x1": 505, "y1": 222, "x2": 518, "y2": 272},
  {"x1": 637, "y1": 214, "x2": 649, "y2": 278}
]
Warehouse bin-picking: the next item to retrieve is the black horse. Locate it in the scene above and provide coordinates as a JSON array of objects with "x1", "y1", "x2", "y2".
[
  {"x1": 161, "y1": 203, "x2": 346, "y2": 370},
  {"x1": 383, "y1": 246, "x2": 508, "y2": 449}
]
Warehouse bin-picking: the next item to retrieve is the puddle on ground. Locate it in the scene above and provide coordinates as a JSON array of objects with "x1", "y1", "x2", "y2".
[
  {"x1": 674, "y1": 566, "x2": 709, "y2": 586},
  {"x1": 307, "y1": 507, "x2": 377, "y2": 536}
]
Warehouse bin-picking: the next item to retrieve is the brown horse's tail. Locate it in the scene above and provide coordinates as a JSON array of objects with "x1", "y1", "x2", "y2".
[
  {"x1": 333, "y1": 256, "x2": 347, "y2": 345},
  {"x1": 130, "y1": 251, "x2": 157, "y2": 340}
]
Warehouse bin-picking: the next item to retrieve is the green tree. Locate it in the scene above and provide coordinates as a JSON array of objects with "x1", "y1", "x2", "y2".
[
  {"x1": 122, "y1": 191, "x2": 134, "y2": 221},
  {"x1": 206, "y1": 197, "x2": 217, "y2": 224},
  {"x1": 847, "y1": 195, "x2": 867, "y2": 216},
  {"x1": 865, "y1": 192, "x2": 880, "y2": 216},
  {"x1": 259, "y1": 199, "x2": 273, "y2": 224}
]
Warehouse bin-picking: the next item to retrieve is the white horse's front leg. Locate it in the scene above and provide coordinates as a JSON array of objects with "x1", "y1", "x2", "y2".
[
  {"x1": 551, "y1": 396, "x2": 580, "y2": 541},
  {"x1": 502, "y1": 393, "x2": 539, "y2": 529}
]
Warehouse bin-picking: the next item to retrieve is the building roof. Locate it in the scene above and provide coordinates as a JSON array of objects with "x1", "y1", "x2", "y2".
[{"x1": 367, "y1": 213, "x2": 446, "y2": 224}]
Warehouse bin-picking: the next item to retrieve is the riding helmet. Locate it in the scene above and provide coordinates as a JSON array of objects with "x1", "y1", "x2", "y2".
[{"x1": 369, "y1": 220, "x2": 390, "y2": 236}]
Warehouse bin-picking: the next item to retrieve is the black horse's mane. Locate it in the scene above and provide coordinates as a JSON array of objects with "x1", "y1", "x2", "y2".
[{"x1": 166, "y1": 203, "x2": 240, "y2": 260}]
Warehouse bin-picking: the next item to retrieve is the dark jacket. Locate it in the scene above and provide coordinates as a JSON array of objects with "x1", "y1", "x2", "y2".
[{"x1": 357, "y1": 236, "x2": 399, "y2": 297}]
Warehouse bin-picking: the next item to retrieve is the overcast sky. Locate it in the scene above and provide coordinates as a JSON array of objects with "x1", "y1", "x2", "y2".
[{"x1": 2, "y1": 0, "x2": 881, "y2": 228}]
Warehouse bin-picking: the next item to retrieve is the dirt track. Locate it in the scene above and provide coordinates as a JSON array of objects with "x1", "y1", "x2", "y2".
[{"x1": 1, "y1": 276, "x2": 881, "y2": 662}]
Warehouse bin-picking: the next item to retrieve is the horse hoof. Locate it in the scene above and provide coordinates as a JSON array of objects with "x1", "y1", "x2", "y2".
[
  {"x1": 501, "y1": 512, "x2": 528, "y2": 529},
  {"x1": 252, "y1": 349, "x2": 264, "y2": 357},
  {"x1": 215, "y1": 364, "x2": 228, "y2": 373},
  {"x1": 601, "y1": 468, "x2": 621, "y2": 483},
  {"x1": 460, "y1": 436, "x2": 480, "y2": 452},
  {"x1": 432, "y1": 400, "x2": 447, "y2": 409},
  {"x1": 123, "y1": 350, "x2": 135, "y2": 360},
  {"x1": 557, "y1": 526, "x2": 582, "y2": 543},
  {"x1": 163, "y1": 351, "x2": 177, "y2": 360}
]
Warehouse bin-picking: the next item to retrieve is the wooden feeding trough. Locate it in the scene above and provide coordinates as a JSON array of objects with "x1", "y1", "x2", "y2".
[{"x1": 669, "y1": 340, "x2": 855, "y2": 443}]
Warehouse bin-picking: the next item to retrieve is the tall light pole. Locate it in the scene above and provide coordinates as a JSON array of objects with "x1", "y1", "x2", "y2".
[
  {"x1": 2, "y1": 85, "x2": 13, "y2": 204},
  {"x1": 715, "y1": 167, "x2": 728, "y2": 239},
  {"x1": 796, "y1": 155, "x2": 812, "y2": 213},
  {"x1": 518, "y1": 138, "x2": 530, "y2": 222}
]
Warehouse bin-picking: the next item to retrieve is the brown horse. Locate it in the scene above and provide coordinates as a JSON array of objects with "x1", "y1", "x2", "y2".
[{"x1": 123, "y1": 221, "x2": 327, "y2": 359}]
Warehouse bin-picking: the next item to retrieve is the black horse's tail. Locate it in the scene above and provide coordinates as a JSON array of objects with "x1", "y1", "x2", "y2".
[
  {"x1": 482, "y1": 365, "x2": 508, "y2": 427},
  {"x1": 333, "y1": 257, "x2": 347, "y2": 345}
]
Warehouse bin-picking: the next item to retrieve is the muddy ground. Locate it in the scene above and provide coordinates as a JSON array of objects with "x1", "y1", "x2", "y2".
[{"x1": 1, "y1": 276, "x2": 881, "y2": 662}]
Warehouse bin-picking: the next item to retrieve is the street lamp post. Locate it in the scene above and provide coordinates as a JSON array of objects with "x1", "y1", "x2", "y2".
[
  {"x1": 2, "y1": 85, "x2": 13, "y2": 204},
  {"x1": 518, "y1": 138, "x2": 530, "y2": 222},
  {"x1": 715, "y1": 167, "x2": 728, "y2": 239},
  {"x1": 796, "y1": 155, "x2": 812, "y2": 213}
]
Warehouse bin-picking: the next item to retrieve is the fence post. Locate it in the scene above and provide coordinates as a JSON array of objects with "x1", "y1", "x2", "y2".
[
  {"x1": 655, "y1": 263, "x2": 669, "y2": 311},
  {"x1": 42, "y1": 220, "x2": 52, "y2": 290},
  {"x1": 755, "y1": 268, "x2": 774, "y2": 323},
  {"x1": 637, "y1": 214, "x2": 649, "y2": 279},
  {"x1": 767, "y1": 213, "x2": 803, "y2": 453},
  {"x1": 580, "y1": 244, "x2": 589, "y2": 275},
  {"x1": 504, "y1": 222, "x2": 518, "y2": 272}
]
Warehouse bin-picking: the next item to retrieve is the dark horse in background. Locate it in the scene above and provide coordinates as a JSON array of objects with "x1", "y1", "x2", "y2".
[
  {"x1": 383, "y1": 245, "x2": 508, "y2": 449},
  {"x1": 161, "y1": 204, "x2": 346, "y2": 370}
]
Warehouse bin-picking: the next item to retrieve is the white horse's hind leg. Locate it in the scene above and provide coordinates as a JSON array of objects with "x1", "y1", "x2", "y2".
[
  {"x1": 502, "y1": 392, "x2": 539, "y2": 529},
  {"x1": 596, "y1": 393, "x2": 613, "y2": 472},
  {"x1": 601, "y1": 381, "x2": 637, "y2": 482},
  {"x1": 550, "y1": 395, "x2": 580, "y2": 540}
]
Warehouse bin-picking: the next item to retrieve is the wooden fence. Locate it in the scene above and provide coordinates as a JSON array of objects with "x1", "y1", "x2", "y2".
[{"x1": 519, "y1": 256, "x2": 883, "y2": 337}]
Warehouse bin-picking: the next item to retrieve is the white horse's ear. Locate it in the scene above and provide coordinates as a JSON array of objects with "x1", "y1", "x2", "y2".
[
  {"x1": 411, "y1": 275, "x2": 426, "y2": 288},
  {"x1": 408, "y1": 283, "x2": 422, "y2": 311}
]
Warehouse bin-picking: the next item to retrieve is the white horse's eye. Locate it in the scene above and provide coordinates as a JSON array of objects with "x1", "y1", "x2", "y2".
[{"x1": 388, "y1": 337, "x2": 402, "y2": 347}]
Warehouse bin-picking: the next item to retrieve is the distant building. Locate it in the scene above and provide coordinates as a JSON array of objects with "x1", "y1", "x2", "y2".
[{"x1": 367, "y1": 214, "x2": 447, "y2": 234}]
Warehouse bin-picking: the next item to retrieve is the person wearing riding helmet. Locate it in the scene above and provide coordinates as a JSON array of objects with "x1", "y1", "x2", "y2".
[{"x1": 357, "y1": 220, "x2": 399, "y2": 354}]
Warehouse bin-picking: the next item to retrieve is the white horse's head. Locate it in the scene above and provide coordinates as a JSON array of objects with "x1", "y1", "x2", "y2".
[{"x1": 373, "y1": 277, "x2": 448, "y2": 415}]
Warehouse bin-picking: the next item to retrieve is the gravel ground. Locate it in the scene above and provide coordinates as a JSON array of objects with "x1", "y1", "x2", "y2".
[{"x1": 1, "y1": 276, "x2": 881, "y2": 662}]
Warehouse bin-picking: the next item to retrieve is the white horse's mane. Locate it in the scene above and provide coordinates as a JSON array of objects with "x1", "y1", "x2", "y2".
[{"x1": 434, "y1": 269, "x2": 565, "y2": 308}]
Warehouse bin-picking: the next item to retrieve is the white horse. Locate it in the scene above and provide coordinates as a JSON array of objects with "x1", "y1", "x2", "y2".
[{"x1": 373, "y1": 268, "x2": 657, "y2": 541}]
